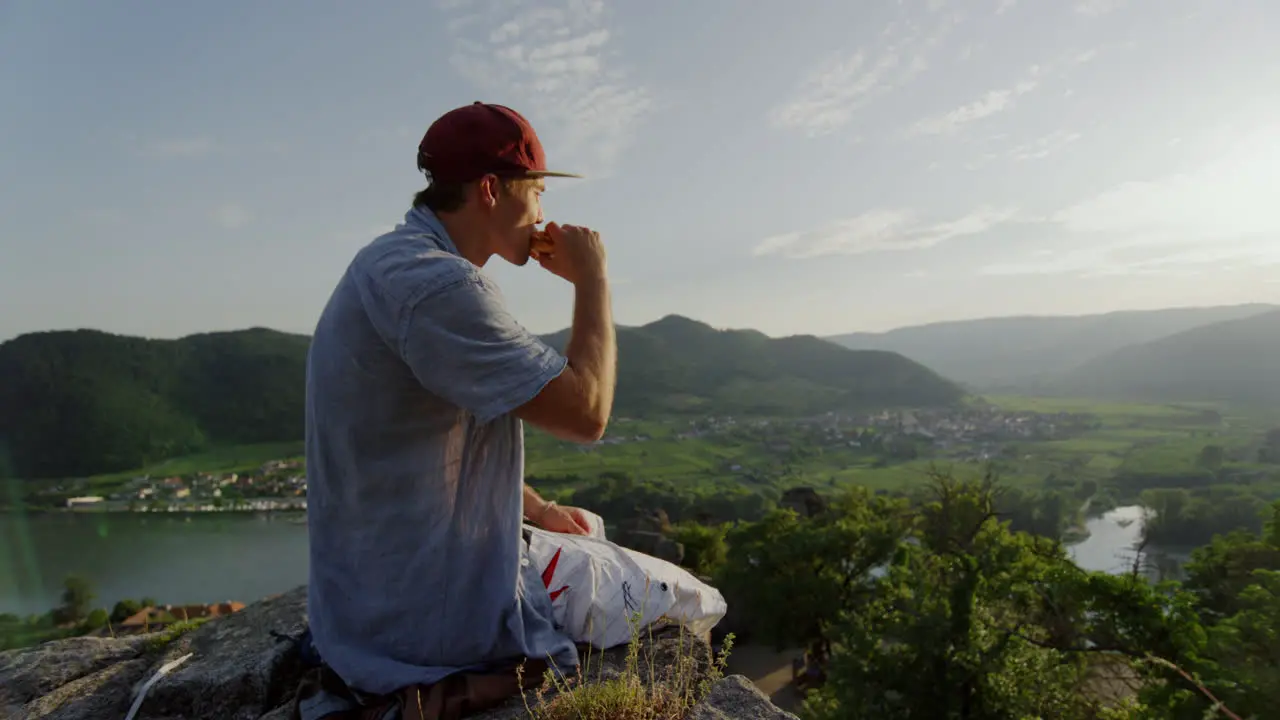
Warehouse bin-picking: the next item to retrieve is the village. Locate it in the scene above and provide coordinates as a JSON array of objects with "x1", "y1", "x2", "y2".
[
  {"x1": 649, "y1": 405, "x2": 1096, "y2": 460},
  {"x1": 50, "y1": 406, "x2": 1098, "y2": 513},
  {"x1": 60, "y1": 458, "x2": 308, "y2": 514}
]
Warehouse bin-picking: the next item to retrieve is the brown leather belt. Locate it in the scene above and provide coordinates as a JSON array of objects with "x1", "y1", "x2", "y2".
[{"x1": 294, "y1": 656, "x2": 550, "y2": 720}]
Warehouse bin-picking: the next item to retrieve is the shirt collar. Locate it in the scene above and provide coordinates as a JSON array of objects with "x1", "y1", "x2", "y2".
[{"x1": 402, "y1": 205, "x2": 461, "y2": 257}]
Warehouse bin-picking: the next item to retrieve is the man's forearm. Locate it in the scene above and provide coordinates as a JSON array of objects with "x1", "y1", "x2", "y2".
[
  {"x1": 523, "y1": 483, "x2": 550, "y2": 523},
  {"x1": 565, "y1": 275, "x2": 616, "y2": 432}
]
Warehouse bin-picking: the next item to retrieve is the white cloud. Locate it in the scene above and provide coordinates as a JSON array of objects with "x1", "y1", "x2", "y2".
[
  {"x1": 909, "y1": 66, "x2": 1040, "y2": 135},
  {"x1": 984, "y1": 126, "x2": 1280, "y2": 276},
  {"x1": 442, "y1": 0, "x2": 651, "y2": 178},
  {"x1": 769, "y1": 11, "x2": 953, "y2": 137},
  {"x1": 909, "y1": 47, "x2": 1095, "y2": 138},
  {"x1": 1052, "y1": 127, "x2": 1280, "y2": 238},
  {"x1": 752, "y1": 206, "x2": 1018, "y2": 259},
  {"x1": 212, "y1": 204, "x2": 252, "y2": 230},
  {"x1": 995, "y1": 0, "x2": 1018, "y2": 14},
  {"x1": 1069, "y1": 48, "x2": 1099, "y2": 65},
  {"x1": 146, "y1": 137, "x2": 215, "y2": 157}
]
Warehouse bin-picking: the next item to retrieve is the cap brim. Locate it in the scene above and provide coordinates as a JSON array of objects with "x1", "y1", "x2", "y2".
[{"x1": 525, "y1": 170, "x2": 584, "y2": 179}]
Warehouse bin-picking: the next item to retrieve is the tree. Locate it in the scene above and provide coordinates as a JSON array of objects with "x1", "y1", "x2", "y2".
[
  {"x1": 717, "y1": 487, "x2": 906, "y2": 663},
  {"x1": 669, "y1": 521, "x2": 729, "y2": 577},
  {"x1": 1201, "y1": 569, "x2": 1280, "y2": 717},
  {"x1": 83, "y1": 608, "x2": 109, "y2": 631},
  {"x1": 1266, "y1": 428, "x2": 1280, "y2": 449},
  {"x1": 110, "y1": 599, "x2": 142, "y2": 624},
  {"x1": 1260, "y1": 429, "x2": 1280, "y2": 463},
  {"x1": 1075, "y1": 478, "x2": 1098, "y2": 501},
  {"x1": 57, "y1": 575, "x2": 95, "y2": 624},
  {"x1": 804, "y1": 473, "x2": 1103, "y2": 719},
  {"x1": 1197, "y1": 444, "x2": 1225, "y2": 472}
]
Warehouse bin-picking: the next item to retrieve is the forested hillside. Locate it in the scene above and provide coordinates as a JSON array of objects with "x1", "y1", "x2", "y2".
[{"x1": 0, "y1": 316, "x2": 961, "y2": 479}]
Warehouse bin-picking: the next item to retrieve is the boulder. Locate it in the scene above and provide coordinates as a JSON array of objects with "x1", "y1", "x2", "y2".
[
  {"x1": 1, "y1": 586, "x2": 791, "y2": 720},
  {"x1": 133, "y1": 585, "x2": 309, "y2": 719}
]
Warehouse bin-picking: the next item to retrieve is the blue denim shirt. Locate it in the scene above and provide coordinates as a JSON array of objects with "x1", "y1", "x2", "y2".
[{"x1": 303, "y1": 206, "x2": 579, "y2": 696}]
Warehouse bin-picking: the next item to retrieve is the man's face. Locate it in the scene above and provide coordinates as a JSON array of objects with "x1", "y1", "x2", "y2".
[{"x1": 488, "y1": 177, "x2": 545, "y2": 266}]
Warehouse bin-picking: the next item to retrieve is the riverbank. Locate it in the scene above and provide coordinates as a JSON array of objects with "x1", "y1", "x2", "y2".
[
  {"x1": 8, "y1": 500, "x2": 307, "y2": 515},
  {"x1": 1, "y1": 504, "x2": 1163, "y2": 618}
]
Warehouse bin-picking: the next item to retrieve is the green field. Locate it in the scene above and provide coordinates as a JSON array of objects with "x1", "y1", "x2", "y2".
[
  {"x1": 35, "y1": 396, "x2": 1276, "y2": 509},
  {"x1": 81, "y1": 442, "x2": 304, "y2": 493},
  {"x1": 522, "y1": 396, "x2": 1278, "y2": 499}
]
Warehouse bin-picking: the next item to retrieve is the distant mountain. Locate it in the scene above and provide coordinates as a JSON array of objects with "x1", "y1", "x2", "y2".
[
  {"x1": 1, "y1": 316, "x2": 961, "y2": 479},
  {"x1": 1046, "y1": 309, "x2": 1280, "y2": 406},
  {"x1": 540, "y1": 315, "x2": 964, "y2": 417},
  {"x1": 828, "y1": 304, "x2": 1278, "y2": 389}
]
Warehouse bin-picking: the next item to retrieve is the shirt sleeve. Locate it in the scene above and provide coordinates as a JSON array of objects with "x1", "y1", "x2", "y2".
[{"x1": 394, "y1": 272, "x2": 568, "y2": 425}]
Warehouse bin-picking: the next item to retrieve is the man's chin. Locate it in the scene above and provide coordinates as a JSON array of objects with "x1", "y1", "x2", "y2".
[{"x1": 504, "y1": 251, "x2": 532, "y2": 267}]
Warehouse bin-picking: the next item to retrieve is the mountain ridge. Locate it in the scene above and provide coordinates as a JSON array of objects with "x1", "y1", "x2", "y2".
[
  {"x1": 827, "y1": 303, "x2": 1278, "y2": 388},
  {"x1": 0, "y1": 315, "x2": 962, "y2": 479},
  {"x1": 1044, "y1": 309, "x2": 1280, "y2": 406}
]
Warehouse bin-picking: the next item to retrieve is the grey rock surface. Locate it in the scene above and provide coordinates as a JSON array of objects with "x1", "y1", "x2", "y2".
[
  {"x1": 3, "y1": 585, "x2": 789, "y2": 720},
  {"x1": 137, "y1": 585, "x2": 308, "y2": 720},
  {"x1": 19, "y1": 657, "x2": 154, "y2": 720},
  {"x1": 686, "y1": 675, "x2": 802, "y2": 720},
  {"x1": 0, "y1": 634, "x2": 152, "y2": 713}
]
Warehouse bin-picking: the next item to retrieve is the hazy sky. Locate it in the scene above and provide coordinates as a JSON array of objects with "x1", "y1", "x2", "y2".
[{"x1": 3, "y1": 0, "x2": 1278, "y2": 342}]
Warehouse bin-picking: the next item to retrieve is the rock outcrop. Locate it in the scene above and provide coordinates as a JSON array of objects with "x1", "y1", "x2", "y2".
[{"x1": 0, "y1": 586, "x2": 796, "y2": 720}]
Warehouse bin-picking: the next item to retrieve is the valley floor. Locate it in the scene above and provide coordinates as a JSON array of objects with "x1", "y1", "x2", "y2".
[{"x1": 17, "y1": 396, "x2": 1280, "y2": 541}]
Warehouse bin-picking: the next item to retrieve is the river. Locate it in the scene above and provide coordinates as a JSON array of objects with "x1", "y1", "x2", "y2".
[
  {"x1": 1, "y1": 511, "x2": 309, "y2": 617},
  {"x1": 1, "y1": 505, "x2": 1163, "y2": 617}
]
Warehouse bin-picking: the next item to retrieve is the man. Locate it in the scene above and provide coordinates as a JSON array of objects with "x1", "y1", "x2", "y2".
[{"x1": 302, "y1": 102, "x2": 617, "y2": 706}]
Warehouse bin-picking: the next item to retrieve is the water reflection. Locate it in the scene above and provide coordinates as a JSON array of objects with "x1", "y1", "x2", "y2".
[
  {"x1": 0, "y1": 511, "x2": 309, "y2": 616},
  {"x1": 1069, "y1": 505, "x2": 1188, "y2": 581},
  {"x1": 1069, "y1": 505, "x2": 1148, "y2": 574}
]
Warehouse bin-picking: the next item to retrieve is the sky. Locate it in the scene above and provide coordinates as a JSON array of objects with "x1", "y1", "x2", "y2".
[{"x1": 2, "y1": 0, "x2": 1279, "y2": 343}]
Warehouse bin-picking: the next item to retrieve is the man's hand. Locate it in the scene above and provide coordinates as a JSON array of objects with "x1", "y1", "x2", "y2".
[
  {"x1": 531, "y1": 222, "x2": 606, "y2": 286},
  {"x1": 537, "y1": 502, "x2": 593, "y2": 536}
]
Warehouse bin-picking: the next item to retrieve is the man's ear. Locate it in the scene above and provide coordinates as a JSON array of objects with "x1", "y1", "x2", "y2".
[{"x1": 478, "y1": 174, "x2": 505, "y2": 208}]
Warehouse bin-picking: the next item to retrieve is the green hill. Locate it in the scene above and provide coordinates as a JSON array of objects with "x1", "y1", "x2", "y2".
[
  {"x1": 1047, "y1": 309, "x2": 1280, "y2": 406},
  {"x1": 540, "y1": 315, "x2": 964, "y2": 417},
  {"x1": 0, "y1": 328, "x2": 310, "y2": 479},
  {"x1": 828, "y1": 304, "x2": 1277, "y2": 389},
  {"x1": 0, "y1": 316, "x2": 961, "y2": 479}
]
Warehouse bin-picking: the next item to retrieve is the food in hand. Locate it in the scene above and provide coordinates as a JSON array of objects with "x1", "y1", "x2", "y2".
[{"x1": 531, "y1": 229, "x2": 554, "y2": 257}]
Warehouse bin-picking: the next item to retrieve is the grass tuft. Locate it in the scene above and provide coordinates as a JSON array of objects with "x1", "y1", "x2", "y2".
[
  {"x1": 520, "y1": 581, "x2": 733, "y2": 720},
  {"x1": 142, "y1": 616, "x2": 211, "y2": 653}
]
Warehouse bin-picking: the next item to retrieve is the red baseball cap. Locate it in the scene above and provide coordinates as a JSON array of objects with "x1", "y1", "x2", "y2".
[{"x1": 416, "y1": 102, "x2": 582, "y2": 183}]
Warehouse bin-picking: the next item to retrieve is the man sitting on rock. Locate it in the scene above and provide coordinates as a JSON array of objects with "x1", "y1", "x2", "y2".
[{"x1": 300, "y1": 101, "x2": 616, "y2": 717}]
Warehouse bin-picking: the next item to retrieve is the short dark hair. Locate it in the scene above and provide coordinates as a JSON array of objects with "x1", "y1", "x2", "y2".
[
  {"x1": 413, "y1": 182, "x2": 469, "y2": 213},
  {"x1": 412, "y1": 176, "x2": 536, "y2": 214}
]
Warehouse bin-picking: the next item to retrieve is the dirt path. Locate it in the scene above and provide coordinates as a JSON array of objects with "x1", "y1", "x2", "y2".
[{"x1": 724, "y1": 643, "x2": 805, "y2": 711}]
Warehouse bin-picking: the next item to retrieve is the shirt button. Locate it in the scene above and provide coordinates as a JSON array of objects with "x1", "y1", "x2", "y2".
[{"x1": 520, "y1": 558, "x2": 530, "y2": 567}]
